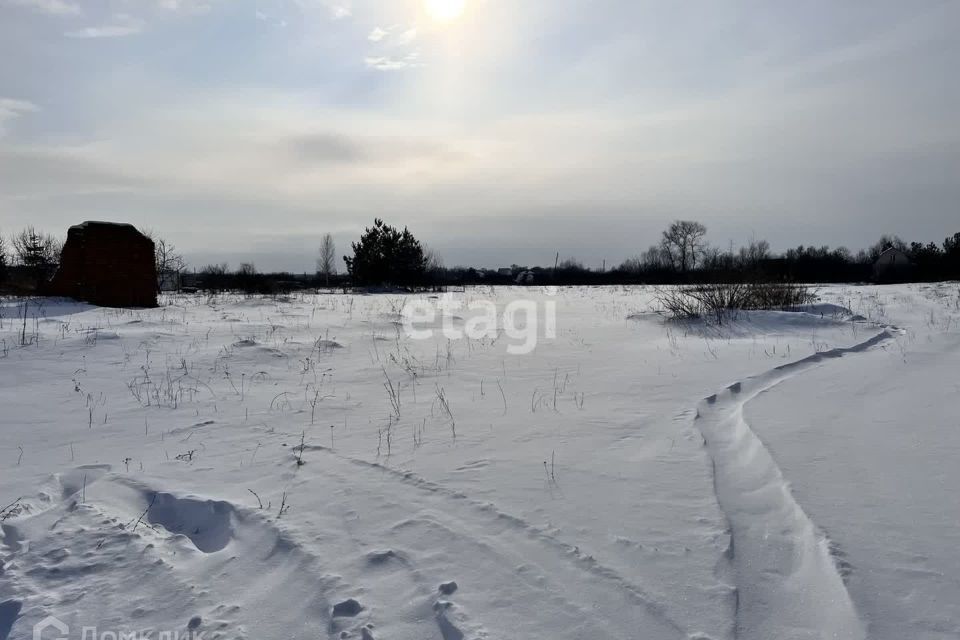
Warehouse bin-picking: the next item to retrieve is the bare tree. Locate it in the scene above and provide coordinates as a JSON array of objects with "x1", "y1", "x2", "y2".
[
  {"x1": 642, "y1": 244, "x2": 670, "y2": 269},
  {"x1": 0, "y1": 233, "x2": 7, "y2": 283},
  {"x1": 660, "y1": 220, "x2": 707, "y2": 273},
  {"x1": 200, "y1": 262, "x2": 230, "y2": 291},
  {"x1": 11, "y1": 227, "x2": 61, "y2": 288},
  {"x1": 557, "y1": 257, "x2": 585, "y2": 271},
  {"x1": 618, "y1": 245, "x2": 668, "y2": 274},
  {"x1": 617, "y1": 256, "x2": 643, "y2": 274},
  {"x1": 201, "y1": 263, "x2": 229, "y2": 276},
  {"x1": 145, "y1": 231, "x2": 186, "y2": 292},
  {"x1": 11, "y1": 227, "x2": 61, "y2": 268},
  {"x1": 738, "y1": 237, "x2": 771, "y2": 270},
  {"x1": 424, "y1": 245, "x2": 444, "y2": 274},
  {"x1": 317, "y1": 233, "x2": 337, "y2": 286},
  {"x1": 236, "y1": 263, "x2": 258, "y2": 294}
]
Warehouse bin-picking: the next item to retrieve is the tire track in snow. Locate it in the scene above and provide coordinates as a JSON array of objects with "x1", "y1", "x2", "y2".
[
  {"x1": 297, "y1": 444, "x2": 688, "y2": 638},
  {"x1": 5, "y1": 457, "x2": 681, "y2": 640},
  {"x1": 694, "y1": 329, "x2": 895, "y2": 640}
]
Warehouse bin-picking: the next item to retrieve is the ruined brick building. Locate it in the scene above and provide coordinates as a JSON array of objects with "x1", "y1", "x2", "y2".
[{"x1": 49, "y1": 221, "x2": 157, "y2": 308}]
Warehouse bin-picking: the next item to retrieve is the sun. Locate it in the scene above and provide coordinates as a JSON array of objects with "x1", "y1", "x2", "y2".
[{"x1": 424, "y1": 0, "x2": 466, "y2": 23}]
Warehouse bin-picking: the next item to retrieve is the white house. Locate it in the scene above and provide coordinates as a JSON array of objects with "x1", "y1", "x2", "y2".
[{"x1": 873, "y1": 247, "x2": 912, "y2": 281}]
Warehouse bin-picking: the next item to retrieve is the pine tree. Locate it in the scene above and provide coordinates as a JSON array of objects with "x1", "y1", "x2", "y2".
[{"x1": 344, "y1": 219, "x2": 427, "y2": 287}]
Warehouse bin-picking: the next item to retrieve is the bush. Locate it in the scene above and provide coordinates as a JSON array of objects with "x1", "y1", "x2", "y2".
[
  {"x1": 745, "y1": 282, "x2": 815, "y2": 310},
  {"x1": 656, "y1": 282, "x2": 815, "y2": 324}
]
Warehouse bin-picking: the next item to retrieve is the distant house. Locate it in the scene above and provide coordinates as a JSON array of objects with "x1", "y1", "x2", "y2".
[
  {"x1": 873, "y1": 247, "x2": 912, "y2": 282},
  {"x1": 158, "y1": 269, "x2": 181, "y2": 292},
  {"x1": 515, "y1": 270, "x2": 536, "y2": 285},
  {"x1": 180, "y1": 272, "x2": 202, "y2": 290},
  {"x1": 497, "y1": 268, "x2": 513, "y2": 276}
]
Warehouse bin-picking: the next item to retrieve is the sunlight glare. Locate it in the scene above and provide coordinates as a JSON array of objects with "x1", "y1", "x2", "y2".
[{"x1": 424, "y1": 0, "x2": 466, "y2": 23}]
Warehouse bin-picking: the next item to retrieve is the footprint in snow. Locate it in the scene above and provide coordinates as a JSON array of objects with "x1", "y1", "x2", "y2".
[
  {"x1": 332, "y1": 598, "x2": 363, "y2": 617},
  {"x1": 365, "y1": 549, "x2": 401, "y2": 565},
  {"x1": 438, "y1": 581, "x2": 458, "y2": 595},
  {"x1": 433, "y1": 601, "x2": 465, "y2": 640}
]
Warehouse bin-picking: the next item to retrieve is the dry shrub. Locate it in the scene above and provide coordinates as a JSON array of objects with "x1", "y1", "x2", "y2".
[{"x1": 656, "y1": 282, "x2": 814, "y2": 324}]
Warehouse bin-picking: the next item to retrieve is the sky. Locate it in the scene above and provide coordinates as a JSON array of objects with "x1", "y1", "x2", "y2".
[{"x1": 0, "y1": 0, "x2": 957, "y2": 272}]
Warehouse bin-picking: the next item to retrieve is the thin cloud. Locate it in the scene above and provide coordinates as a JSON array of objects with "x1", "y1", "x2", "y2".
[
  {"x1": 364, "y1": 52, "x2": 422, "y2": 71},
  {"x1": 367, "y1": 24, "x2": 417, "y2": 45},
  {"x1": 0, "y1": 98, "x2": 38, "y2": 137},
  {"x1": 397, "y1": 27, "x2": 417, "y2": 45},
  {"x1": 156, "y1": 0, "x2": 214, "y2": 13},
  {"x1": 290, "y1": 0, "x2": 351, "y2": 19},
  {"x1": 65, "y1": 14, "x2": 145, "y2": 38},
  {"x1": 368, "y1": 26, "x2": 388, "y2": 42},
  {"x1": 320, "y1": 0, "x2": 351, "y2": 19},
  {"x1": 5, "y1": 0, "x2": 79, "y2": 15},
  {"x1": 365, "y1": 24, "x2": 419, "y2": 70}
]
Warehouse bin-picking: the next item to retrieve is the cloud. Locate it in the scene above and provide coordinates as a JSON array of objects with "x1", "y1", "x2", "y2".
[
  {"x1": 293, "y1": 0, "x2": 351, "y2": 19},
  {"x1": 367, "y1": 24, "x2": 417, "y2": 45},
  {"x1": 0, "y1": 98, "x2": 37, "y2": 137},
  {"x1": 287, "y1": 133, "x2": 366, "y2": 164},
  {"x1": 289, "y1": 0, "x2": 351, "y2": 20},
  {"x1": 328, "y1": 4, "x2": 350, "y2": 19},
  {"x1": 0, "y1": 146, "x2": 143, "y2": 197},
  {"x1": 2, "y1": 0, "x2": 958, "y2": 270},
  {"x1": 328, "y1": 2, "x2": 353, "y2": 20},
  {"x1": 364, "y1": 52, "x2": 422, "y2": 71},
  {"x1": 4, "y1": 0, "x2": 79, "y2": 15},
  {"x1": 3, "y1": 85, "x2": 957, "y2": 271},
  {"x1": 156, "y1": 0, "x2": 213, "y2": 13},
  {"x1": 397, "y1": 27, "x2": 417, "y2": 45},
  {"x1": 65, "y1": 14, "x2": 145, "y2": 38},
  {"x1": 365, "y1": 24, "x2": 420, "y2": 69}
]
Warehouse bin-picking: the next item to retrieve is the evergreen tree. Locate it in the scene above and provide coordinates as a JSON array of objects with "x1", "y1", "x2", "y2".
[{"x1": 344, "y1": 219, "x2": 427, "y2": 287}]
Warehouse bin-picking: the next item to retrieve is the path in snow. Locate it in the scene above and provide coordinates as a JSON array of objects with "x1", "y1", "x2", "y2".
[
  {"x1": 1, "y1": 445, "x2": 689, "y2": 640},
  {"x1": 694, "y1": 328, "x2": 894, "y2": 640},
  {"x1": 743, "y1": 324, "x2": 960, "y2": 640}
]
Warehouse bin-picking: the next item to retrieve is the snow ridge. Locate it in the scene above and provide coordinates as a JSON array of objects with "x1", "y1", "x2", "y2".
[{"x1": 695, "y1": 329, "x2": 894, "y2": 640}]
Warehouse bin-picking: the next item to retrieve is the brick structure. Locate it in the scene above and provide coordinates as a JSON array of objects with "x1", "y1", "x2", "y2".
[{"x1": 49, "y1": 221, "x2": 157, "y2": 308}]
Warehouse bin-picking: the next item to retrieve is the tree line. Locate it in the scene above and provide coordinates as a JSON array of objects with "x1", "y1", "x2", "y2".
[
  {"x1": 423, "y1": 221, "x2": 960, "y2": 286},
  {"x1": 2, "y1": 219, "x2": 959, "y2": 294},
  {"x1": 614, "y1": 223, "x2": 960, "y2": 284}
]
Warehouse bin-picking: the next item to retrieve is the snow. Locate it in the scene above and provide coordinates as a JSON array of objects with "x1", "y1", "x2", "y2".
[{"x1": 1, "y1": 283, "x2": 958, "y2": 640}]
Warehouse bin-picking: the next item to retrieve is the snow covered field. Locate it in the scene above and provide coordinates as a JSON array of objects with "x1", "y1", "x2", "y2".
[{"x1": 1, "y1": 284, "x2": 958, "y2": 640}]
